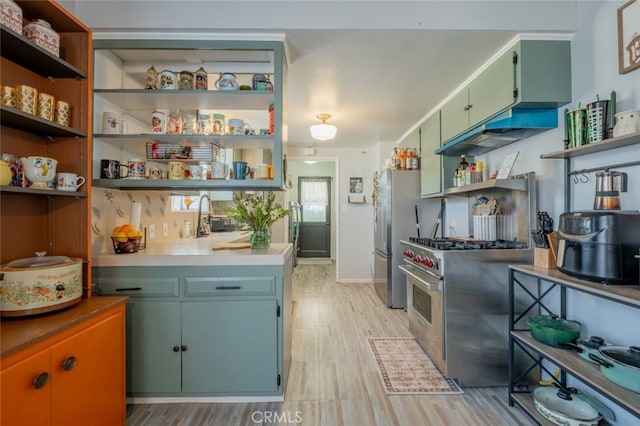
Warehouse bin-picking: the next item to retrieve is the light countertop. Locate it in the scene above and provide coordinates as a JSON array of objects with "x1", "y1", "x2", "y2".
[{"x1": 92, "y1": 232, "x2": 293, "y2": 267}]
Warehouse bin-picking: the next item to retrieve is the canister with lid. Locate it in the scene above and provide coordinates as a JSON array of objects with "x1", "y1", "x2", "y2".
[
  {"x1": 211, "y1": 113, "x2": 226, "y2": 135},
  {"x1": 23, "y1": 19, "x2": 60, "y2": 57}
]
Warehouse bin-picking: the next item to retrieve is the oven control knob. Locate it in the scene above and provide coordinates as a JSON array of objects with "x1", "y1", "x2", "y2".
[
  {"x1": 424, "y1": 257, "x2": 433, "y2": 268},
  {"x1": 414, "y1": 255, "x2": 422, "y2": 264}
]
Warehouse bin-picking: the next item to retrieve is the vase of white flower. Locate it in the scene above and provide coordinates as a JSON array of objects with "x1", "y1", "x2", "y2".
[
  {"x1": 225, "y1": 192, "x2": 288, "y2": 250},
  {"x1": 250, "y1": 228, "x2": 271, "y2": 249}
]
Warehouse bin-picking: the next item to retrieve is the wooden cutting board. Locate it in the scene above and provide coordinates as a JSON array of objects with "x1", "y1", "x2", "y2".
[{"x1": 212, "y1": 242, "x2": 251, "y2": 251}]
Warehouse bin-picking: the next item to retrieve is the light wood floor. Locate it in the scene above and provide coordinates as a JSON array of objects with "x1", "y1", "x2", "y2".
[{"x1": 126, "y1": 262, "x2": 535, "y2": 425}]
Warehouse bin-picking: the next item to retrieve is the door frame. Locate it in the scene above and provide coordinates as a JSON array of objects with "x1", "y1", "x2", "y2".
[{"x1": 285, "y1": 156, "x2": 340, "y2": 282}]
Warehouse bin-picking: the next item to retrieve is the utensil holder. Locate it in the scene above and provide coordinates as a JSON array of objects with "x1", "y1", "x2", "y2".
[
  {"x1": 534, "y1": 248, "x2": 555, "y2": 269},
  {"x1": 473, "y1": 215, "x2": 496, "y2": 241}
]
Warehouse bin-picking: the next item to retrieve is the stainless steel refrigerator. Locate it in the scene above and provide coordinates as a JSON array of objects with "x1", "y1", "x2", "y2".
[{"x1": 373, "y1": 169, "x2": 420, "y2": 308}]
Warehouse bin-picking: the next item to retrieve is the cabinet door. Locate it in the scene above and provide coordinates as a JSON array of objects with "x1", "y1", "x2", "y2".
[
  {"x1": 1, "y1": 349, "x2": 52, "y2": 426},
  {"x1": 420, "y1": 112, "x2": 443, "y2": 197},
  {"x1": 181, "y1": 300, "x2": 278, "y2": 394},
  {"x1": 51, "y1": 312, "x2": 125, "y2": 426},
  {"x1": 468, "y1": 49, "x2": 515, "y2": 128},
  {"x1": 399, "y1": 127, "x2": 420, "y2": 151},
  {"x1": 440, "y1": 88, "x2": 470, "y2": 143},
  {"x1": 127, "y1": 301, "x2": 182, "y2": 394}
]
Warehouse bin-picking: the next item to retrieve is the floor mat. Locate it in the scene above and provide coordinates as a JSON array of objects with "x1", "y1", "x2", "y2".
[{"x1": 368, "y1": 338, "x2": 464, "y2": 395}]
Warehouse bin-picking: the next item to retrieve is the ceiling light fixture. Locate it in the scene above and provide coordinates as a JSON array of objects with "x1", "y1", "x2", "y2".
[{"x1": 310, "y1": 113, "x2": 337, "y2": 141}]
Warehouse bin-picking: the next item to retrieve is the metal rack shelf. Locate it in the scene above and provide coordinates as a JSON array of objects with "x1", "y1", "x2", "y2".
[{"x1": 508, "y1": 265, "x2": 640, "y2": 423}]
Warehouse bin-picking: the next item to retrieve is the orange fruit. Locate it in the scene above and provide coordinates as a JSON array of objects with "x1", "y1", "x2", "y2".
[
  {"x1": 119, "y1": 224, "x2": 135, "y2": 233},
  {"x1": 113, "y1": 231, "x2": 128, "y2": 243}
]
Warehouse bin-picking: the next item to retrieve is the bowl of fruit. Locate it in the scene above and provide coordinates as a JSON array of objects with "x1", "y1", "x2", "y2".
[{"x1": 111, "y1": 224, "x2": 143, "y2": 254}]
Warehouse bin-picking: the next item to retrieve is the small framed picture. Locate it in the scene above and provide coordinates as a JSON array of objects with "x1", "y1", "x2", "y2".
[
  {"x1": 618, "y1": 0, "x2": 640, "y2": 74},
  {"x1": 350, "y1": 177, "x2": 363, "y2": 193}
]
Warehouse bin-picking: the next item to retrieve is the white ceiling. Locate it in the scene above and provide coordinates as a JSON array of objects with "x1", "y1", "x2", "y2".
[{"x1": 73, "y1": 0, "x2": 579, "y2": 149}]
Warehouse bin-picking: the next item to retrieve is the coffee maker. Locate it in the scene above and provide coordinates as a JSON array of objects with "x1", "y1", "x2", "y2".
[{"x1": 593, "y1": 169, "x2": 627, "y2": 210}]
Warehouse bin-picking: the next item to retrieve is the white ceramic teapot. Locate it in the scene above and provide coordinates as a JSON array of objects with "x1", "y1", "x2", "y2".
[
  {"x1": 215, "y1": 73, "x2": 239, "y2": 91},
  {"x1": 20, "y1": 156, "x2": 57, "y2": 189},
  {"x1": 612, "y1": 109, "x2": 640, "y2": 137}
]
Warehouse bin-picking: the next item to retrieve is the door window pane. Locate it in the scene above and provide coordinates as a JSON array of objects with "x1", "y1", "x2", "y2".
[{"x1": 300, "y1": 178, "x2": 329, "y2": 223}]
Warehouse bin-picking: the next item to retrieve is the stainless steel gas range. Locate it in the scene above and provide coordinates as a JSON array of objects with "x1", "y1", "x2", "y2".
[{"x1": 400, "y1": 237, "x2": 533, "y2": 386}]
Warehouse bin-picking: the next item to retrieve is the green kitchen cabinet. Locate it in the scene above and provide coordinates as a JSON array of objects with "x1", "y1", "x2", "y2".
[
  {"x1": 420, "y1": 111, "x2": 466, "y2": 197},
  {"x1": 181, "y1": 300, "x2": 277, "y2": 393},
  {"x1": 440, "y1": 40, "x2": 571, "y2": 144},
  {"x1": 440, "y1": 47, "x2": 514, "y2": 143},
  {"x1": 126, "y1": 300, "x2": 181, "y2": 394},
  {"x1": 93, "y1": 262, "x2": 291, "y2": 398},
  {"x1": 398, "y1": 126, "x2": 420, "y2": 152}
]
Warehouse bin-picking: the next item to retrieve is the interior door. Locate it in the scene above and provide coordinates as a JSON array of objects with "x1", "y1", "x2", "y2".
[{"x1": 298, "y1": 176, "x2": 331, "y2": 258}]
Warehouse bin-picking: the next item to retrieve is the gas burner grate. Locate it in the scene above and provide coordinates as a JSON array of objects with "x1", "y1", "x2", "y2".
[{"x1": 409, "y1": 237, "x2": 527, "y2": 250}]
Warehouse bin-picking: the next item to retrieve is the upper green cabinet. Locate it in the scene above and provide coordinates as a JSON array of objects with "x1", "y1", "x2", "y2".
[
  {"x1": 441, "y1": 50, "x2": 515, "y2": 143},
  {"x1": 420, "y1": 112, "x2": 461, "y2": 198},
  {"x1": 399, "y1": 127, "x2": 420, "y2": 151},
  {"x1": 439, "y1": 40, "x2": 571, "y2": 152}
]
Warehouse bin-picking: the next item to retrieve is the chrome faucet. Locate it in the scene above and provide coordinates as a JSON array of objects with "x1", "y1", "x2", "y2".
[{"x1": 196, "y1": 194, "x2": 211, "y2": 238}]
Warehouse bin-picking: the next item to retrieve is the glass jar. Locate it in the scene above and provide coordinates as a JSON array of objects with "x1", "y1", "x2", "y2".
[
  {"x1": 166, "y1": 109, "x2": 182, "y2": 135},
  {"x1": 197, "y1": 114, "x2": 211, "y2": 135},
  {"x1": 250, "y1": 229, "x2": 271, "y2": 249},
  {"x1": 181, "y1": 111, "x2": 196, "y2": 135},
  {"x1": 211, "y1": 113, "x2": 226, "y2": 135}
]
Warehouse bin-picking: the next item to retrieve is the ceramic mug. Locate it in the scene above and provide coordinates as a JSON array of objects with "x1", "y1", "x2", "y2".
[
  {"x1": 168, "y1": 161, "x2": 185, "y2": 180},
  {"x1": 127, "y1": 158, "x2": 145, "y2": 179},
  {"x1": 151, "y1": 110, "x2": 166, "y2": 134},
  {"x1": 56, "y1": 172, "x2": 85, "y2": 192},
  {"x1": 159, "y1": 70, "x2": 177, "y2": 90},
  {"x1": 100, "y1": 159, "x2": 123, "y2": 179},
  {"x1": 102, "y1": 111, "x2": 122, "y2": 134},
  {"x1": 211, "y1": 161, "x2": 229, "y2": 179},
  {"x1": 232, "y1": 161, "x2": 250, "y2": 180},
  {"x1": 227, "y1": 118, "x2": 245, "y2": 135},
  {"x1": 179, "y1": 70, "x2": 195, "y2": 90},
  {"x1": 186, "y1": 165, "x2": 203, "y2": 180},
  {"x1": 258, "y1": 164, "x2": 270, "y2": 179},
  {"x1": 148, "y1": 164, "x2": 163, "y2": 180}
]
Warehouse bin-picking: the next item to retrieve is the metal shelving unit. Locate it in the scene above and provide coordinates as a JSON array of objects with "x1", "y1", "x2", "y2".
[{"x1": 508, "y1": 265, "x2": 640, "y2": 423}]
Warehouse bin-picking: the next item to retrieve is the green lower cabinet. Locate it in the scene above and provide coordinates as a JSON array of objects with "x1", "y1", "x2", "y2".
[
  {"x1": 181, "y1": 300, "x2": 278, "y2": 394},
  {"x1": 93, "y1": 263, "x2": 291, "y2": 397},
  {"x1": 127, "y1": 300, "x2": 181, "y2": 394}
]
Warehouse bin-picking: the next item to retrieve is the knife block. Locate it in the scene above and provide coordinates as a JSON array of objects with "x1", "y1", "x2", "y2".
[{"x1": 534, "y1": 248, "x2": 555, "y2": 269}]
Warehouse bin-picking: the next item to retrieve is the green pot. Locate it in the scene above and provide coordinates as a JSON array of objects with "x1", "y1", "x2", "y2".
[{"x1": 527, "y1": 314, "x2": 581, "y2": 347}]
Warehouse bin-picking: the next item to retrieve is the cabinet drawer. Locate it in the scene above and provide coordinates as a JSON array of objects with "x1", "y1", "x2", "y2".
[
  {"x1": 96, "y1": 277, "x2": 180, "y2": 297},
  {"x1": 184, "y1": 276, "x2": 276, "y2": 297}
]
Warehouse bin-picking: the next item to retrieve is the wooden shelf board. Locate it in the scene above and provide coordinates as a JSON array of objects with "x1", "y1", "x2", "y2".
[
  {"x1": 510, "y1": 393, "x2": 556, "y2": 425},
  {"x1": 0, "y1": 25, "x2": 86, "y2": 79},
  {"x1": 512, "y1": 331, "x2": 640, "y2": 417},
  {"x1": 0, "y1": 186, "x2": 88, "y2": 198},
  {"x1": 443, "y1": 177, "x2": 528, "y2": 196},
  {"x1": 0, "y1": 105, "x2": 86, "y2": 138},
  {"x1": 541, "y1": 132, "x2": 640, "y2": 159},
  {"x1": 510, "y1": 264, "x2": 640, "y2": 308}
]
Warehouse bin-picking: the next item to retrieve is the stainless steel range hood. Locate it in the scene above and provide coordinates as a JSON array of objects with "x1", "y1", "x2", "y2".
[{"x1": 435, "y1": 108, "x2": 558, "y2": 156}]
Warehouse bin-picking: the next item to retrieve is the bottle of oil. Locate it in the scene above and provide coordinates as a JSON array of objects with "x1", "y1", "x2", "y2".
[{"x1": 455, "y1": 155, "x2": 469, "y2": 185}]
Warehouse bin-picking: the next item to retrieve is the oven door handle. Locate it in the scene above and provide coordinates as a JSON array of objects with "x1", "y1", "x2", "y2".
[{"x1": 398, "y1": 265, "x2": 442, "y2": 291}]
